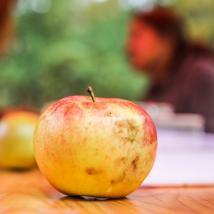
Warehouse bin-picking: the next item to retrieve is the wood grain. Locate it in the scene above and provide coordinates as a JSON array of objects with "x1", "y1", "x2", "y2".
[{"x1": 0, "y1": 169, "x2": 213, "y2": 214}]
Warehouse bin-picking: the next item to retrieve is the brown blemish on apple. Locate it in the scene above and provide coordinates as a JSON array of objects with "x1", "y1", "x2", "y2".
[
  {"x1": 110, "y1": 171, "x2": 126, "y2": 184},
  {"x1": 131, "y1": 156, "x2": 139, "y2": 171},
  {"x1": 117, "y1": 157, "x2": 127, "y2": 164},
  {"x1": 110, "y1": 180, "x2": 116, "y2": 185},
  {"x1": 85, "y1": 168, "x2": 102, "y2": 175},
  {"x1": 104, "y1": 111, "x2": 117, "y2": 117},
  {"x1": 114, "y1": 119, "x2": 140, "y2": 144}
]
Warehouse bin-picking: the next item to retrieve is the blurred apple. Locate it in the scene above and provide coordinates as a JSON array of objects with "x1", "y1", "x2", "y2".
[
  {"x1": 34, "y1": 87, "x2": 157, "y2": 198},
  {"x1": 0, "y1": 108, "x2": 39, "y2": 169}
]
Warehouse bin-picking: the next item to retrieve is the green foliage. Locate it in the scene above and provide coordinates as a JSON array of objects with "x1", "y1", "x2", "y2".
[{"x1": 0, "y1": 0, "x2": 145, "y2": 108}]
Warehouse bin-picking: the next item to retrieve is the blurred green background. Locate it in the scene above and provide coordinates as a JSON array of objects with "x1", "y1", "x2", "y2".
[{"x1": 0, "y1": 0, "x2": 214, "y2": 108}]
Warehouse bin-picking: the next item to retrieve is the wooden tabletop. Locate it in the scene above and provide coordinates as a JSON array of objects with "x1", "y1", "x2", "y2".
[{"x1": 0, "y1": 169, "x2": 214, "y2": 213}]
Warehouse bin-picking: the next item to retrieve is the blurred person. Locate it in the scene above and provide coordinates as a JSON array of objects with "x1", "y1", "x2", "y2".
[{"x1": 126, "y1": 6, "x2": 214, "y2": 132}]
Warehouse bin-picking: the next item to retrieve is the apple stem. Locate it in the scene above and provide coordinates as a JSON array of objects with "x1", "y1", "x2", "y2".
[{"x1": 87, "y1": 86, "x2": 96, "y2": 102}]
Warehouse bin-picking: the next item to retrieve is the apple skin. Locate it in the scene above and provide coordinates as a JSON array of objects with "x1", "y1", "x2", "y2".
[
  {"x1": 34, "y1": 96, "x2": 157, "y2": 198},
  {"x1": 0, "y1": 109, "x2": 39, "y2": 169}
]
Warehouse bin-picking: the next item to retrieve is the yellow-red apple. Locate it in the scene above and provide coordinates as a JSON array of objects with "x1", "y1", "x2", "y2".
[
  {"x1": 0, "y1": 108, "x2": 39, "y2": 169},
  {"x1": 34, "y1": 88, "x2": 157, "y2": 198}
]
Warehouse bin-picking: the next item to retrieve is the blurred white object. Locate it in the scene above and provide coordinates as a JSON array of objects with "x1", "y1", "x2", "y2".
[{"x1": 138, "y1": 102, "x2": 205, "y2": 131}]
